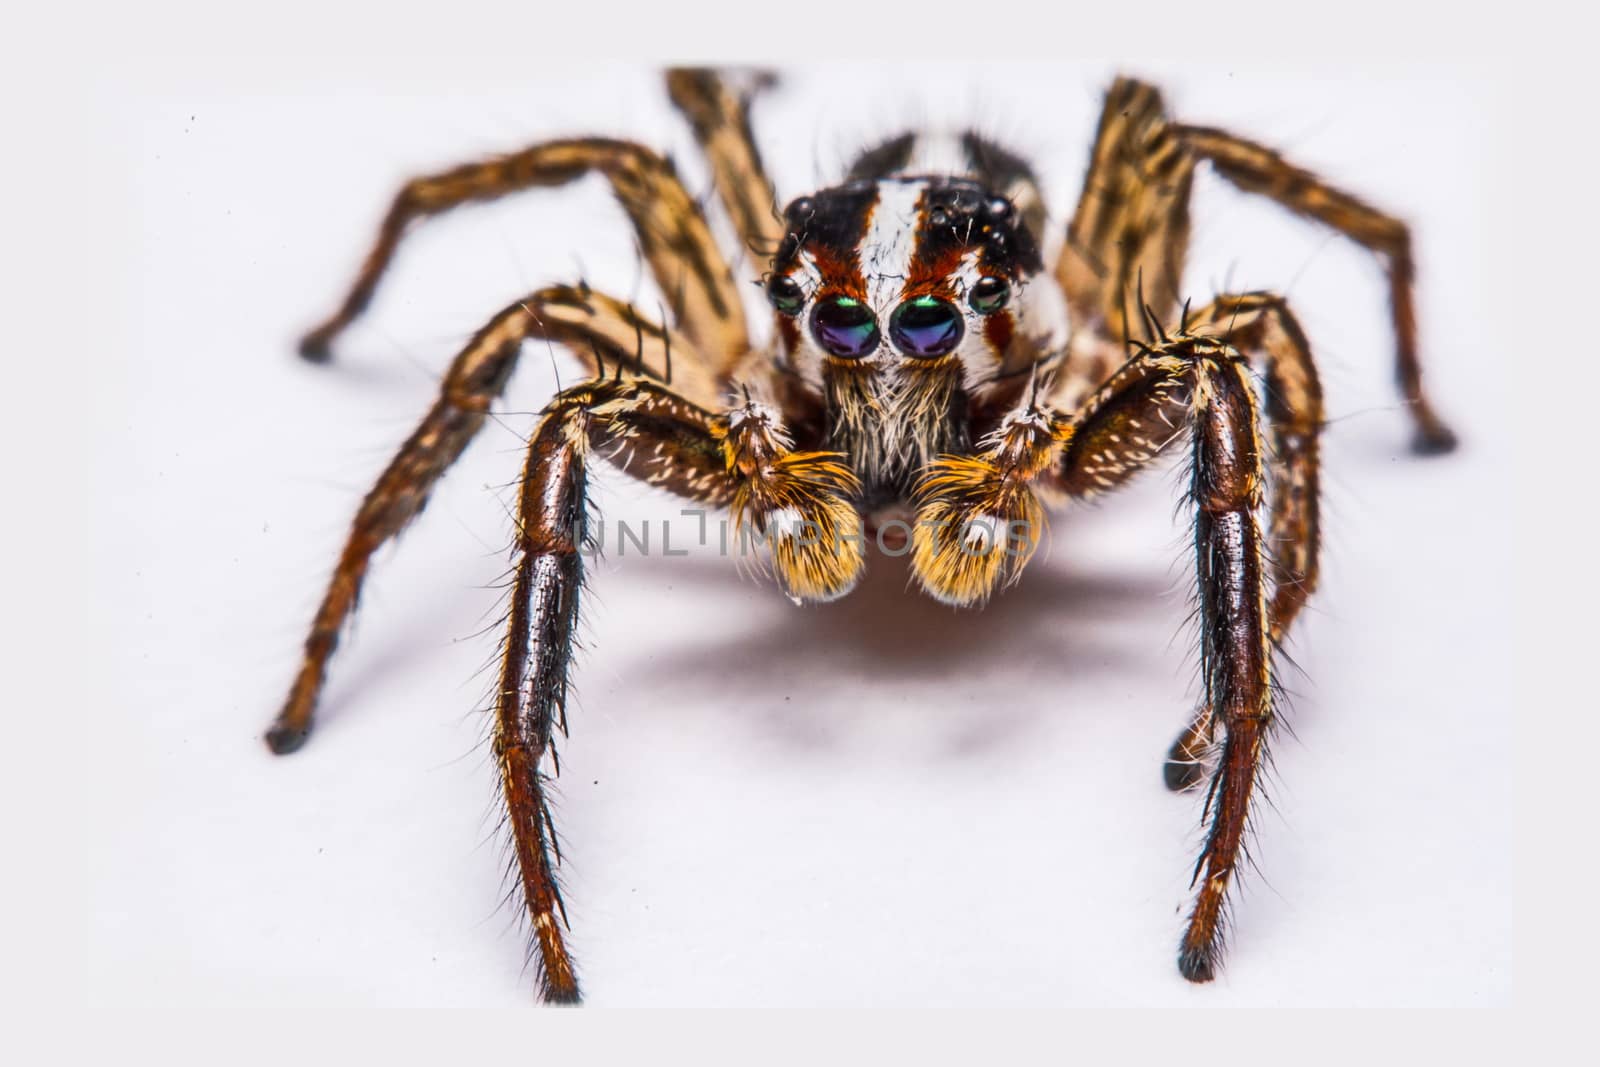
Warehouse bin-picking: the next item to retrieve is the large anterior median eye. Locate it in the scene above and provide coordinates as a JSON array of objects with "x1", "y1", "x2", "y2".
[
  {"x1": 889, "y1": 296, "x2": 964, "y2": 357},
  {"x1": 810, "y1": 296, "x2": 880, "y2": 358},
  {"x1": 767, "y1": 273, "x2": 805, "y2": 315},
  {"x1": 968, "y1": 276, "x2": 1010, "y2": 315}
]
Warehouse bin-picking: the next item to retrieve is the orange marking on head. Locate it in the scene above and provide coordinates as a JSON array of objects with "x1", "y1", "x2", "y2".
[{"x1": 982, "y1": 309, "x2": 1016, "y2": 357}]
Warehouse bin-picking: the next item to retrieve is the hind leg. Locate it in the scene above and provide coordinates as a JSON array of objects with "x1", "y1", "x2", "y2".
[
  {"x1": 1057, "y1": 76, "x2": 1456, "y2": 452},
  {"x1": 298, "y1": 138, "x2": 750, "y2": 374}
]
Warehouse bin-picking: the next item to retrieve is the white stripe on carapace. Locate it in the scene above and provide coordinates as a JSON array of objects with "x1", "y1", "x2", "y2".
[{"x1": 858, "y1": 179, "x2": 927, "y2": 313}]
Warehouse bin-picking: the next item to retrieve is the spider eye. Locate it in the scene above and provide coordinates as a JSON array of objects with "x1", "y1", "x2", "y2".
[
  {"x1": 969, "y1": 276, "x2": 1010, "y2": 315},
  {"x1": 810, "y1": 296, "x2": 880, "y2": 358},
  {"x1": 767, "y1": 273, "x2": 805, "y2": 316},
  {"x1": 889, "y1": 296, "x2": 964, "y2": 357}
]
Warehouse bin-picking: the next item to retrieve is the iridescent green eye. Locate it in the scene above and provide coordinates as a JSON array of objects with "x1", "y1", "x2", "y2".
[
  {"x1": 767, "y1": 273, "x2": 805, "y2": 316},
  {"x1": 969, "y1": 276, "x2": 1010, "y2": 315},
  {"x1": 890, "y1": 296, "x2": 964, "y2": 357},
  {"x1": 810, "y1": 296, "x2": 880, "y2": 358}
]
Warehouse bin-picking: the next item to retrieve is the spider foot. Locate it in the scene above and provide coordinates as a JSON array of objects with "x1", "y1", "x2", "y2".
[
  {"x1": 297, "y1": 329, "x2": 336, "y2": 364},
  {"x1": 1163, "y1": 755, "x2": 1209, "y2": 793},
  {"x1": 1177, "y1": 944, "x2": 1219, "y2": 984},
  {"x1": 1162, "y1": 718, "x2": 1213, "y2": 792},
  {"x1": 264, "y1": 718, "x2": 312, "y2": 755},
  {"x1": 1410, "y1": 421, "x2": 1459, "y2": 456},
  {"x1": 541, "y1": 985, "x2": 582, "y2": 1006}
]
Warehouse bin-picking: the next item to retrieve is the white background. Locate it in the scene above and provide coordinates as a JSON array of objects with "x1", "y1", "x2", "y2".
[{"x1": 77, "y1": 60, "x2": 1517, "y2": 1010}]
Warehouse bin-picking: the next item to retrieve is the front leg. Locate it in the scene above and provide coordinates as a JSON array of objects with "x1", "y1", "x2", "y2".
[
  {"x1": 496, "y1": 390, "x2": 588, "y2": 1003},
  {"x1": 1055, "y1": 336, "x2": 1277, "y2": 983},
  {"x1": 496, "y1": 380, "x2": 861, "y2": 1001},
  {"x1": 1178, "y1": 353, "x2": 1274, "y2": 982},
  {"x1": 494, "y1": 378, "x2": 733, "y2": 1003}
]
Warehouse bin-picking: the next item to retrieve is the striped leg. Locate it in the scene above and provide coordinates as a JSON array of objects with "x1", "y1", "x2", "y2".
[
  {"x1": 494, "y1": 378, "x2": 733, "y2": 1002},
  {"x1": 494, "y1": 380, "x2": 859, "y2": 1000},
  {"x1": 1178, "y1": 352, "x2": 1275, "y2": 982},
  {"x1": 665, "y1": 69, "x2": 785, "y2": 263},
  {"x1": 1178, "y1": 123, "x2": 1455, "y2": 452},
  {"x1": 1057, "y1": 77, "x2": 1196, "y2": 372},
  {"x1": 1164, "y1": 293, "x2": 1323, "y2": 791},
  {"x1": 1055, "y1": 333, "x2": 1281, "y2": 984},
  {"x1": 266, "y1": 289, "x2": 715, "y2": 755},
  {"x1": 1057, "y1": 76, "x2": 1455, "y2": 453},
  {"x1": 298, "y1": 137, "x2": 749, "y2": 372}
]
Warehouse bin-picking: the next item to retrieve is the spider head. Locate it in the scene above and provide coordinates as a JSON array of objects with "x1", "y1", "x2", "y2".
[{"x1": 765, "y1": 177, "x2": 1065, "y2": 388}]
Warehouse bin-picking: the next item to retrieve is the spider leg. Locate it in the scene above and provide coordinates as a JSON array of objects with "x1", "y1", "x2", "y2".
[
  {"x1": 1180, "y1": 353, "x2": 1274, "y2": 983},
  {"x1": 1058, "y1": 78, "x2": 1194, "y2": 351},
  {"x1": 273, "y1": 342, "x2": 856, "y2": 1000},
  {"x1": 1162, "y1": 292, "x2": 1324, "y2": 791},
  {"x1": 1177, "y1": 123, "x2": 1455, "y2": 453},
  {"x1": 266, "y1": 288, "x2": 716, "y2": 755},
  {"x1": 495, "y1": 379, "x2": 861, "y2": 1001},
  {"x1": 1057, "y1": 77, "x2": 1455, "y2": 453},
  {"x1": 1055, "y1": 332, "x2": 1279, "y2": 984},
  {"x1": 494, "y1": 377, "x2": 734, "y2": 1003},
  {"x1": 298, "y1": 138, "x2": 749, "y2": 373},
  {"x1": 665, "y1": 68, "x2": 786, "y2": 265}
]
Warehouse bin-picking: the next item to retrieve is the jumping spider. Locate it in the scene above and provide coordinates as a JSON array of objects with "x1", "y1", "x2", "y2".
[{"x1": 266, "y1": 70, "x2": 1457, "y2": 1002}]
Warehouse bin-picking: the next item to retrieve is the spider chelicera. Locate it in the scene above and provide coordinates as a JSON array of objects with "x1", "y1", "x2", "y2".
[{"x1": 265, "y1": 69, "x2": 1457, "y2": 1003}]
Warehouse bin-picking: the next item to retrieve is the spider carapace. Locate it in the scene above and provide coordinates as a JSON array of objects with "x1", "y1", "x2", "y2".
[{"x1": 266, "y1": 69, "x2": 1457, "y2": 1002}]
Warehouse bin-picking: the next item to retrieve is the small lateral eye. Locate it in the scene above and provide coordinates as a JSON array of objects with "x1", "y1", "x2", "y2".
[
  {"x1": 767, "y1": 273, "x2": 805, "y2": 315},
  {"x1": 969, "y1": 276, "x2": 1010, "y2": 315}
]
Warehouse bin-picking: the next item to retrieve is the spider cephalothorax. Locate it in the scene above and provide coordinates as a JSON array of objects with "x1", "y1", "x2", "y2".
[
  {"x1": 763, "y1": 173, "x2": 1068, "y2": 521},
  {"x1": 267, "y1": 70, "x2": 1457, "y2": 1003}
]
